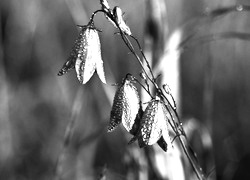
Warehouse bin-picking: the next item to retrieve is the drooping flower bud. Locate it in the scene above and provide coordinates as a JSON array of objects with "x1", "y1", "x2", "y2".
[
  {"x1": 136, "y1": 96, "x2": 171, "y2": 150},
  {"x1": 108, "y1": 74, "x2": 140, "y2": 132},
  {"x1": 113, "y1": 6, "x2": 132, "y2": 35},
  {"x1": 58, "y1": 24, "x2": 106, "y2": 84}
]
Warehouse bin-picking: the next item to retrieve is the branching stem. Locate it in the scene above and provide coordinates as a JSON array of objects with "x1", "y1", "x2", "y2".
[{"x1": 89, "y1": 5, "x2": 206, "y2": 180}]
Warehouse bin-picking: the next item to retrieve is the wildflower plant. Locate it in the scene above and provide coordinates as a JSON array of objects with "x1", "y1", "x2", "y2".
[
  {"x1": 58, "y1": 22, "x2": 106, "y2": 84},
  {"x1": 58, "y1": 0, "x2": 206, "y2": 179}
]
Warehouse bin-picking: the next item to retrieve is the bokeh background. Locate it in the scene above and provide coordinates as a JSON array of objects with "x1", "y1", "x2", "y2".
[{"x1": 1, "y1": 0, "x2": 250, "y2": 180}]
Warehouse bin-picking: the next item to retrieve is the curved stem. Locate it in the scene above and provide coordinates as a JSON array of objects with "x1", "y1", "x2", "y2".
[
  {"x1": 120, "y1": 33, "x2": 157, "y2": 88},
  {"x1": 89, "y1": 9, "x2": 106, "y2": 24}
]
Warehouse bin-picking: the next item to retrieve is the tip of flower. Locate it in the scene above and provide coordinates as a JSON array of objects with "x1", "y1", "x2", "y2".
[
  {"x1": 107, "y1": 115, "x2": 120, "y2": 132},
  {"x1": 157, "y1": 136, "x2": 168, "y2": 152},
  {"x1": 58, "y1": 68, "x2": 68, "y2": 76},
  {"x1": 99, "y1": 75, "x2": 106, "y2": 84},
  {"x1": 96, "y1": 59, "x2": 106, "y2": 84}
]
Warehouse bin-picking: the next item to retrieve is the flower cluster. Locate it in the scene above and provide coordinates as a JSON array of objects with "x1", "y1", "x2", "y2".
[
  {"x1": 108, "y1": 74, "x2": 171, "y2": 152},
  {"x1": 57, "y1": 1, "x2": 207, "y2": 178},
  {"x1": 58, "y1": 0, "x2": 172, "y2": 151}
]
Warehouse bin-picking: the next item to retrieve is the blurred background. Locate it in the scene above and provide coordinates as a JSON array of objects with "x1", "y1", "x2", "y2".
[{"x1": 1, "y1": 0, "x2": 250, "y2": 179}]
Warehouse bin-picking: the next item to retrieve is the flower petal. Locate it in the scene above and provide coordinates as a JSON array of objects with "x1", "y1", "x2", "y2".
[
  {"x1": 108, "y1": 85, "x2": 124, "y2": 132},
  {"x1": 161, "y1": 103, "x2": 172, "y2": 149},
  {"x1": 75, "y1": 28, "x2": 106, "y2": 84},
  {"x1": 157, "y1": 136, "x2": 168, "y2": 152},
  {"x1": 139, "y1": 99, "x2": 162, "y2": 146},
  {"x1": 138, "y1": 96, "x2": 172, "y2": 148},
  {"x1": 58, "y1": 27, "x2": 86, "y2": 76}
]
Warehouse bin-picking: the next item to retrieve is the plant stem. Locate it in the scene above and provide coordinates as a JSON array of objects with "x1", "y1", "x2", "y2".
[{"x1": 90, "y1": 6, "x2": 206, "y2": 179}]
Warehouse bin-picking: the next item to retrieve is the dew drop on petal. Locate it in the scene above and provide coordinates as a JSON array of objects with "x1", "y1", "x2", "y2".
[
  {"x1": 139, "y1": 99, "x2": 162, "y2": 146},
  {"x1": 236, "y1": 4, "x2": 243, "y2": 11}
]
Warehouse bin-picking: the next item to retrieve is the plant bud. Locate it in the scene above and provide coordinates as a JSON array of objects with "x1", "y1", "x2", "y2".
[
  {"x1": 100, "y1": 0, "x2": 110, "y2": 11},
  {"x1": 113, "y1": 6, "x2": 132, "y2": 35},
  {"x1": 108, "y1": 74, "x2": 140, "y2": 132}
]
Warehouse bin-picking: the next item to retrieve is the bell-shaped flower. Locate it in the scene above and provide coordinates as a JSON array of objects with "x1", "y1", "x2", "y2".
[
  {"x1": 131, "y1": 96, "x2": 171, "y2": 151},
  {"x1": 58, "y1": 24, "x2": 106, "y2": 84},
  {"x1": 108, "y1": 74, "x2": 140, "y2": 133}
]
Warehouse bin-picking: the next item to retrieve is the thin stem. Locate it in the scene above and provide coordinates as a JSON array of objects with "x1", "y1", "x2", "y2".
[
  {"x1": 88, "y1": 8, "x2": 157, "y2": 98},
  {"x1": 161, "y1": 92, "x2": 205, "y2": 180},
  {"x1": 102, "y1": 8, "x2": 159, "y2": 96},
  {"x1": 178, "y1": 136, "x2": 206, "y2": 180},
  {"x1": 134, "y1": 78, "x2": 153, "y2": 99},
  {"x1": 120, "y1": 33, "x2": 156, "y2": 87},
  {"x1": 130, "y1": 35, "x2": 156, "y2": 82},
  {"x1": 89, "y1": 9, "x2": 106, "y2": 24}
]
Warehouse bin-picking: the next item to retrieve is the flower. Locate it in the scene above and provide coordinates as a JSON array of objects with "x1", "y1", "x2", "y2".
[
  {"x1": 58, "y1": 24, "x2": 106, "y2": 84},
  {"x1": 134, "y1": 96, "x2": 171, "y2": 151},
  {"x1": 108, "y1": 74, "x2": 140, "y2": 133}
]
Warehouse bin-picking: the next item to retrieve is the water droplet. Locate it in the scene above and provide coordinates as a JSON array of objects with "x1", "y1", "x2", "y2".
[
  {"x1": 140, "y1": 72, "x2": 147, "y2": 80},
  {"x1": 236, "y1": 5, "x2": 243, "y2": 11}
]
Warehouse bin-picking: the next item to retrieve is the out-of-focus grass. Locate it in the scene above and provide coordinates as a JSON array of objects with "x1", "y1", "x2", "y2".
[
  {"x1": 0, "y1": 0, "x2": 145, "y2": 179},
  {"x1": 181, "y1": 1, "x2": 250, "y2": 180}
]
